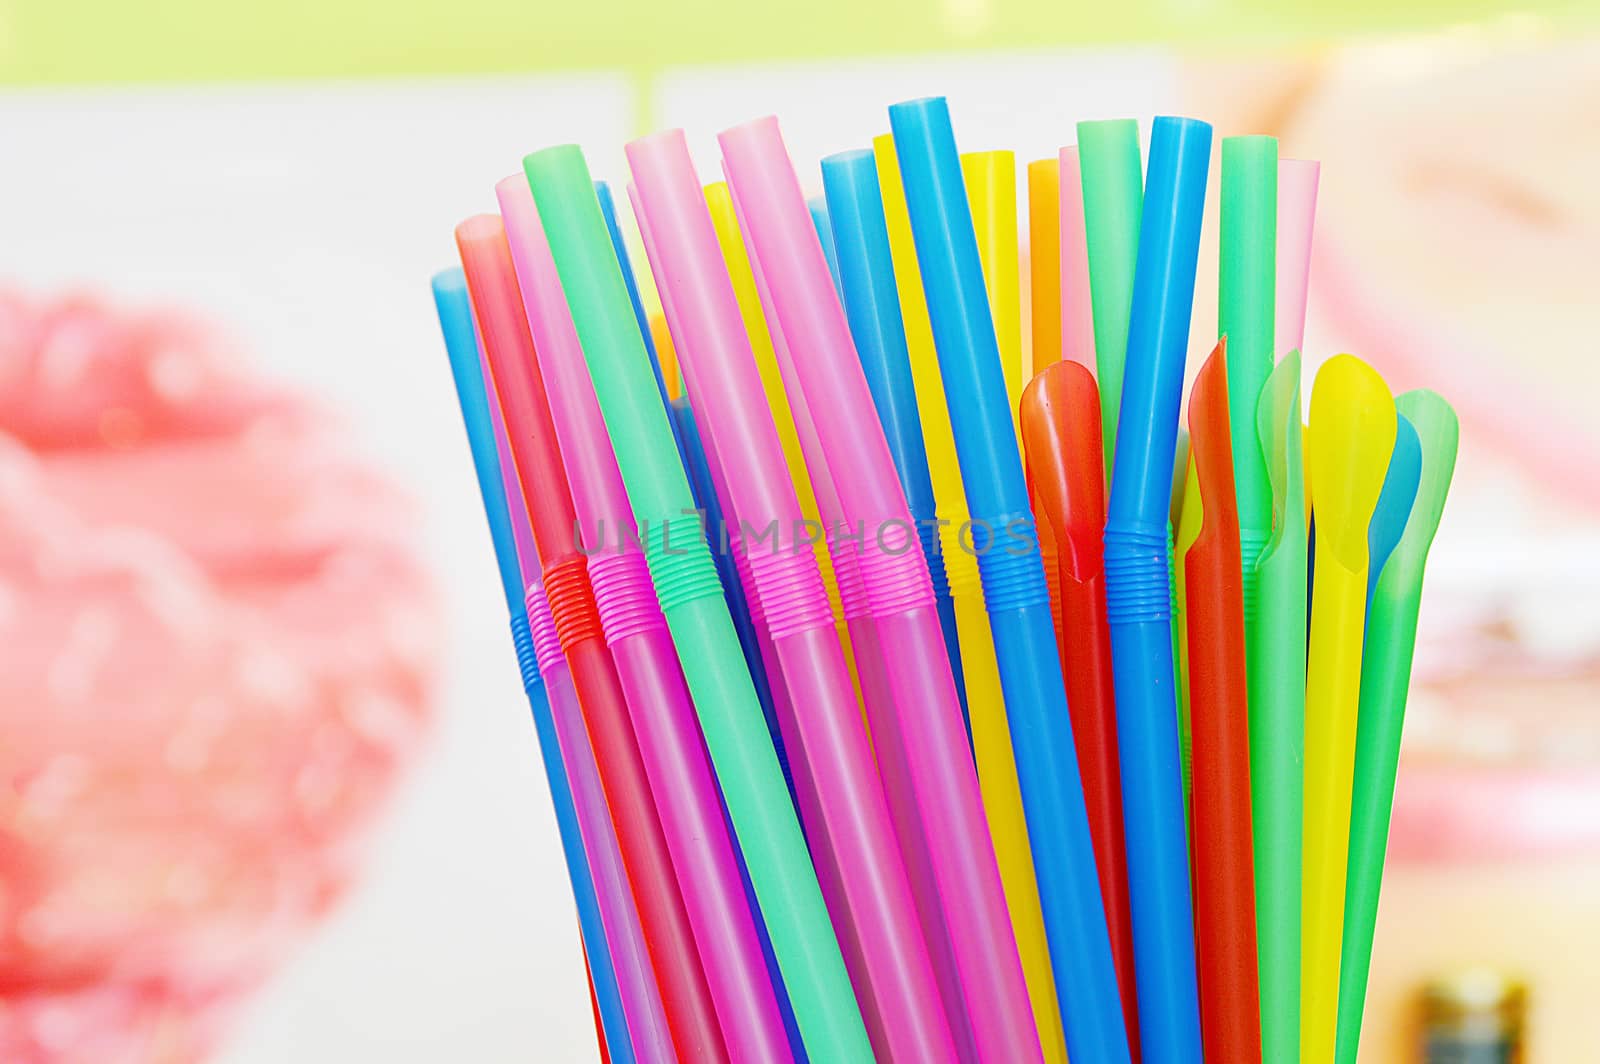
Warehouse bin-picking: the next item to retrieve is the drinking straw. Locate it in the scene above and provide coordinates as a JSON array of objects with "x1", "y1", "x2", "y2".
[
  {"x1": 704, "y1": 181, "x2": 867, "y2": 718},
  {"x1": 1276, "y1": 160, "x2": 1320, "y2": 358},
  {"x1": 1028, "y1": 158, "x2": 1061, "y2": 377},
  {"x1": 808, "y1": 195, "x2": 844, "y2": 299},
  {"x1": 1366, "y1": 414, "x2": 1422, "y2": 602},
  {"x1": 1302, "y1": 354, "x2": 1396, "y2": 1064},
  {"x1": 1059, "y1": 146, "x2": 1097, "y2": 369},
  {"x1": 585, "y1": 959, "x2": 612, "y2": 1064},
  {"x1": 1219, "y1": 136, "x2": 1278, "y2": 643},
  {"x1": 872, "y1": 133, "x2": 1008, "y2": 752},
  {"x1": 1248, "y1": 351, "x2": 1308, "y2": 1063},
  {"x1": 497, "y1": 179, "x2": 792, "y2": 1063},
  {"x1": 431, "y1": 270, "x2": 632, "y2": 1064},
  {"x1": 523, "y1": 145, "x2": 873, "y2": 1063},
  {"x1": 821, "y1": 150, "x2": 970, "y2": 720},
  {"x1": 649, "y1": 310, "x2": 681, "y2": 398},
  {"x1": 1018, "y1": 359, "x2": 1141, "y2": 1059},
  {"x1": 1336, "y1": 391, "x2": 1458, "y2": 1064},
  {"x1": 961, "y1": 150, "x2": 1024, "y2": 441},
  {"x1": 456, "y1": 216, "x2": 727, "y2": 1062},
  {"x1": 887, "y1": 96, "x2": 1129, "y2": 1064},
  {"x1": 1100, "y1": 114, "x2": 1211, "y2": 1064},
  {"x1": 725, "y1": 111, "x2": 1046, "y2": 1064},
  {"x1": 1172, "y1": 455, "x2": 1201, "y2": 807},
  {"x1": 627, "y1": 128, "x2": 958, "y2": 1064},
  {"x1": 1183, "y1": 340, "x2": 1264, "y2": 1064},
  {"x1": 1076, "y1": 119, "x2": 1143, "y2": 473}
]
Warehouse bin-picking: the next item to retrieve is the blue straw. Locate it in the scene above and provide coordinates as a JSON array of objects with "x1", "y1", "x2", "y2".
[
  {"x1": 818, "y1": 146, "x2": 969, "y2": 722},
  {"x1": 887, "y1": 95, "x2": 1131, "y2": 1064},
  {"x1": 1102, "y1": 115, "x2": 1211, "y2": 1064},
  {"x1": 1367, "y1": 412, "x2": 1422, "y2": 603},
  {"x1": 431, "y1": 268, "x2": 633, "y2": 1064},
  {"x1": 808, "y1": 195, "x2": 845, "y2": 301}
]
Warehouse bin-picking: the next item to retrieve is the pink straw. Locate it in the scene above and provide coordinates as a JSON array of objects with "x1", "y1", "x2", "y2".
[
  {"x1": 1059, "y1": 146, "x2": 1097, "y2": 368},
  {"x1": 626, "y1": 129, "x2": 961, "y2": 1064},
  {"x1": 1276, "y1": 159, "x2": 1320, "y2": 358},
  {"x1": 719, "y1": 114, "x2": 1042, "y2": 1064},
  {"x1": 497, "y1": 176, "x2": 791, "y2": 1063}
]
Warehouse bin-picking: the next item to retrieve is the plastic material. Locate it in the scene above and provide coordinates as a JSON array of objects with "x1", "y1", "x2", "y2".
[
  {"x1": 1302, "y1": 353, "x2": 1396, "y2": 1064},
  {"x1": 523, "y1": 146, "x2": 872, "y2": 1064},
  {"x1": 961, "y1": 149, "x2": 1023, "y2": 443},
  {"x1": 1058, "y1": 146, "x2": 1097, "y2": 370},
  {"x1": 888, "y1": 95, "x2": 1128, "y2": 1064},
  {"x1": 1101, "y1": 114, "x2": 1210, "y2": 1064},
  {"x1": 724, "y1": 111, "x2": 1043, "y2": 1064},
  {"x1": 809, "y1": 195, "x2": 844, "y2": 299},
  {"x1": 628, "y1": 130, "x2": 955, "y2": 1064},
  {"x1": 1276, "y1": 160, "x2": 1320, "y2": 358},
  {"x1": 1028, "y1": 158, "x2": 1061, "y2": 377},
  {"x1": 1337, "y1": 392, "x2": 1457, "y2": 1064},
  {"x1": 1183, "y1": 341, "x2": 1264, "y2": 1064},
  {"x1": 1366, "y1": 413, "x2": 1422, "y2": 602}
]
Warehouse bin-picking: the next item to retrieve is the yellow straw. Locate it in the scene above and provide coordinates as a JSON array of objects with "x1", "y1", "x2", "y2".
[
  {"x1": 962, "y1": 150, "x2": 1024, "y2": 451},
  {"x1": 1027, "y1": 158, "x2": 1062, "y2": 379},
  {"x1": 877, "y1": 133, "x2": 1067, "y2": 1064},
  {"x1": 647, "y1": 309, "x2": 681, "y2": 399}
]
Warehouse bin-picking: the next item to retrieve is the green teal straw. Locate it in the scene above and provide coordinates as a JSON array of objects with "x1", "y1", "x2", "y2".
[
  {"x1": 1076, "y1": 119, "x2": 1142, "y2": 478},
  {"x1": 523, "y1": 145, "x2": 873, "y2": 1064},
  {"x1": 1219, "y1": 136, "x2": 1277, "y2": 627},
  {"x1": 1335, "y1": 390, "x2": 1458, "y2": 1064},
  {"x1": 1249, "y1": 350, "x2": 1307, "y2": 1063}
]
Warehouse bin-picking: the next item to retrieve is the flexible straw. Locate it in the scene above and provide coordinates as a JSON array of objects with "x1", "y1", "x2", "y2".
[
  {"x1": 1366, "y1": 414, "x2": 1422, "y2": 602},
  {"x1": 1183, "y1": 340, "x2": 1264, "y2": 1064},
  {"x1": 1077, "y1": 119, "x2": 1143, "y2": 474},
  {"x1": 1337, "y1": 391, "x2": 1457, "y2": 1064},
  {"x1": 1276, "y1": 160, "x2": 1320, "y2": 358},
  {"x1": 628, "y1": 131, "x2": 956, "y2": 1064},
  {"x1": 1028, "y1": 158, "x2": 1061, "y2": 377},
  {"x1": 432, "y1": 270, "x2": 632, "y2": 1064},
  {"x1": 1018, "y1": 360, "x2": 1140, "y2": 1059},
  {"x1": 1302, "y1": 354, "x2": 1396, "y2": 1064},
  {"x1": 961, "y1": 150, "x2": 1024, "y2": 442},
  {"x1": 1249, "y1": 350, "x2": 1308, "y2": 1062},
  {"x1": 821, "y1": 149, "x2": 969, "y2": 718},
  {"x1": 1219, "y1": 136, "x2": 1278, "y2": 639},
  {"x1": 498, "y1": 179, "x2": 792, "y2": 1063},
  {"x1": 809, "y1": 195, "x2": 844, "y2": 298},
  {"x1": 1101, "y1": 114, "x2": 1210, "y2": 1064},
  {"x1": 887, "y1": 96, "x2": 1128, "y2": 1064},
  {"x1": 523, "y1": 146, "x2": 872, "y2": 1063},
  {"x1": 1059, "y1": 146, "x2": 1097, "y2": 369},
  {"x1": 725, "y1": 111, "x2": 1045, "y2": 1064},
  {"x1": 457, "y1": 215, "x2": 727, "y2": 1062},
  {"x1": 873, "y1": 133, "x2": 1008, "y2": 752}
]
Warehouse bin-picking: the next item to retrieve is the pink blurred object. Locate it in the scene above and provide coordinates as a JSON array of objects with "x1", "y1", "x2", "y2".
[{"x1": 0, "y1": 291, "x2": 437, "y2": 1062}]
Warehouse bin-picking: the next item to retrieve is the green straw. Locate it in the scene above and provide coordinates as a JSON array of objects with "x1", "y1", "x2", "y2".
[
  {"x1": 1336, "y1": 390, "x2": 1458, "y2": 1064},
  {"x1": 1076, "y1": 119, "x2": 1142, "y2": 477},
  {"x1": 523, "y1": 145, "x2": 873, "y2": 1064},
  {"x1": 1249, "y1": 350, "x2": 1307, "y2": 1062},
  {"x1": 1219, "y1": 135, "x2": 1277, "y2": 625}
]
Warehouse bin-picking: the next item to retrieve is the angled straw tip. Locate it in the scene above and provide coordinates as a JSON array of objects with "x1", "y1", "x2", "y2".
[
  {"x1": 430, "y1": 265, "x2": 467, "y2": 299},
  {"x1": 454, "y1": 212, "x2": 505, "y2": 244},
  {"x1": 717, "y1": 113, "x2": 781, "y2": 148}
]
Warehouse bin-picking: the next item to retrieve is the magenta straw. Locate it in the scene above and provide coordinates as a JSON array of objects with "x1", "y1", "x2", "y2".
[
  {"x1": 496, "y1": 178, "x2": 792, "y2": 1063},
  {"x1": 1276, "y1": 160, "x2": 1320, "y2": 358},
  {"x1": 733, "y1": 175, "x2": 983, "y2": 1063},
  {"x1": 720, "y1": 115, "x2": 1042, "y2": 1064},
  {"x1": 627, "y1": 129, "x2": 961, "y2": 1064}
]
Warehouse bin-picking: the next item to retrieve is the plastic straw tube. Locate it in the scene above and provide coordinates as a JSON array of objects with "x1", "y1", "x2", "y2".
[
  {"x1": 724, "y1": 112, "x2": 1044, "y2": 1064},
  {"x1": 1059, "y1": 146, "x2": 1097, "y2": 369},
  {"x1": 498, "y1": 179, "x2": 792, "y2": 1063},
  {"x1": 1077, "y1": 120, "x2": 1143, "y2": 473},
  {"x1": 523, "y1": 147, "x2": 872, "y2": 1063},
  {"x1": 1276, "y1": 160, "x2": 1320, "y2": 358},
  {"x1": 1101, "y1": 114, "x2": 1211, "y2": 1064},
  {"x1": 1028, "y1": 158, "x2": 1062, "y2": 377},
  {"x1": 458, "y1": 215, "x2": 727, "y2": 1062},
  {"x1": 627, "y1": 130, "x2": 956, "y2": 1064},
  {"x1": 809, "y1": 195, "x2": 844, "y2": 299},
  {"x1": 961, "y1": 150, "x2": 1024, "y2": 443},
  {"x1": 432, "y1": 270, "x2": 633, "y2": 1064},
  {"x1": 1219, "y1": 136, "x2": 1278, "y2": 636}
]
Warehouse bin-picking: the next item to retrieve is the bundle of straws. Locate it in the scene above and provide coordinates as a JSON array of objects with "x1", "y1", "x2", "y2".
[{"x1": 430, "y1": 97, "x2": 1459, "y2": 1064}]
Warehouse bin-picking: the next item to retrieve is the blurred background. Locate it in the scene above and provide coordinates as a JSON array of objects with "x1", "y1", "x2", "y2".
[{"x1": 2, "y1": 1, "x2": 1597, "y2": 1060}]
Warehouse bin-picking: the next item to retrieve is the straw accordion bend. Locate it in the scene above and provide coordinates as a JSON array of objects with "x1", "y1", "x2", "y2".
[{"x1": 433, "y1": 95, "x2": 1458, "y2": 1064}]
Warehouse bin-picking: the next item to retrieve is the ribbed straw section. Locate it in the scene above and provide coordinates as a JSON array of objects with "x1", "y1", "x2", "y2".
[
  {"x1": 641, "y1": 516, "x2": 726, "y2": 615},
  {"x1": 1041, "y1": 543, "x2": 1063, "y2": 609},
  {"x1": 939, "y1": 511, "x2": 983, "y2": 597},
  {"x1": 746, "y1": 544, "x2": 834, "y2": 642},
  {"x1": 726, "y1": 524, "x2": 768, "y2": 627},
  {"x1": 525, "y1": 581, "x2": 566, "y2": 677},
  {"x1": 824, "y1": 527, "x2": 871, "y2": 622},
  {"x1": 856, "y1": 526, "x2": 936, "y2": 620},
  {"x1": 543, "y1": 556, "x2": 605, "y2": 654},
  {"x1": 1239, "y1": 526, "x2": 1270, "y2": 624},
  {"x1": 589, "y1": 549, "x2": 668, "y2": 645},
  {"x1": 973, "y1": 510, "x2": 1052, "y2": 614},
  {"x1": 1104, "y1": 522, "x2": 1173, "y2": 625},
  {"x1": 915, "y1": 517, "x2": 954, "y2": 605},
  {"x1": 509, "y1": 610, "x2": 543, "y2": 694}
]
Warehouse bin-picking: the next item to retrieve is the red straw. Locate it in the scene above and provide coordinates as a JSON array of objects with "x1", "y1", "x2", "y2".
[
  {"x1": 1183, "y1": 339, "x2": 1263, "y2": 1063},
  {"x1": 457, "y1": 215, "x2": 729, "y2": 1063},
  {"x1": 1019, "y1": 360, "x2": 1140, "y2": 1059}
]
